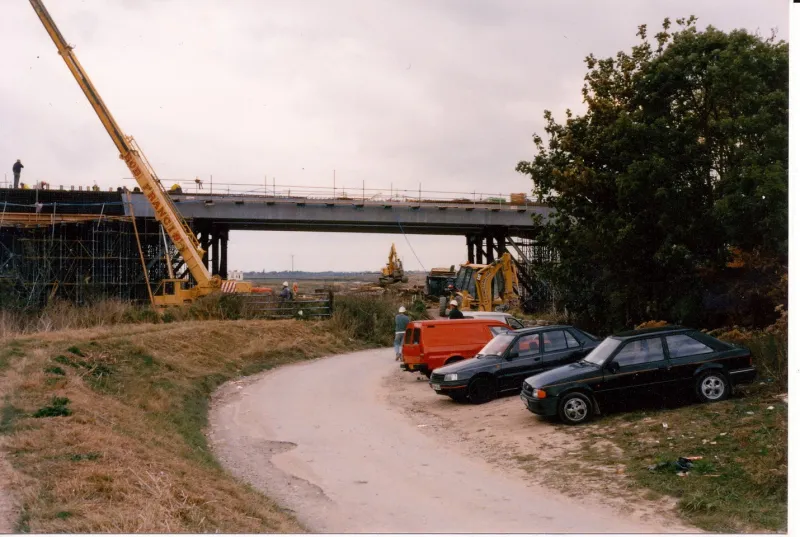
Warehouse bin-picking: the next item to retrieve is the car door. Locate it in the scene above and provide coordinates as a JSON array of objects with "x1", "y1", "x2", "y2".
[
  {"x1": 664, "y1": 333, "x2": 716, "y2": 384},
  {"x1": 541, "y1": 329, "x2": 584, "y2": 369},
  {"x1": 497, "y1": 333, "x2": 543, "y2": 391},
  {"x1": 596, "y1": 337, "x2": 670, "y2": 398}
]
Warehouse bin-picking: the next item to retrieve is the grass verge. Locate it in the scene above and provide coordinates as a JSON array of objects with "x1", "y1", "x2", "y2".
[
  {"x1": 574, "y1": 382, "x2": 787, "y2": 532},
  {"x1": 0, "y1": 319, "x2": 369, "y2": 533}
]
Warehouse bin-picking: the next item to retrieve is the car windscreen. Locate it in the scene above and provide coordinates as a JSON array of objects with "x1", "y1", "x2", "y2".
[
  {"x1": 476, "y1": 333, "x2": 515, "y2": 357},
  {"x1": 582, "y1": 337, "x2": 621, "y2": 365}
]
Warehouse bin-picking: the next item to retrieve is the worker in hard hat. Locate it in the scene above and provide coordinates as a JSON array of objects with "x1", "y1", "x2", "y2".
[
  {"x1": 170, "y1": 183, "x2": 183, "y2": 194},
  {"x1": 279, "y1": 281, "x2": 292, "y2": 300},
  {"x1": 394, "y1": 306, "x2": 410, "y2": 361},
  {"x1": 448, "y1": 299, "x2": 464, "y2": 319}
]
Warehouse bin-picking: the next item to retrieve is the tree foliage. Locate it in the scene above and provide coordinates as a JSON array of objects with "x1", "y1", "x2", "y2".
[{"x1": 516, "y1": 18, "x2": 787, "y2": 332}]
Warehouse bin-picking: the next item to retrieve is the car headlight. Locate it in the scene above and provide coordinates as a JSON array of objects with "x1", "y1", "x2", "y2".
[
  {"x1": 444, "y1": 373, "x2": 458, "y2": 382},
  {"x1": 531, "y1": 387, "x2": 546, "y2": 399}
]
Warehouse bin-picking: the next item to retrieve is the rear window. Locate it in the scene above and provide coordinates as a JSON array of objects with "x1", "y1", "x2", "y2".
[
  {"x1": 666, "y1": 334, "x2": 713, "y2": 358},
  {"x1": 412, "y1": 328, "x2": 421, "y2": 344},
  {"x1": 404, "y1": 328, "x2": 413, "y2": 344},
  {"x1": 507, "y1": 317, "x2": 525, "y2": 329},
  {"x1": 489, "y1": 326, "x2": 509, "y2": 336},
  {"x1": 571, "y1": 328, "x2": 599, "y2": 342}
]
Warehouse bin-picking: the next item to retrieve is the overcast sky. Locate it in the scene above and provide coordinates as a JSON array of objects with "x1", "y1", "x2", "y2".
[{"x1": 1, "y1": 0, "x2": 788, "y2": 273}]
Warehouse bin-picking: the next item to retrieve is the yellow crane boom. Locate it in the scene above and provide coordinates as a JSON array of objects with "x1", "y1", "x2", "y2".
[{"x1": 28, "y1": 0, "x2": 251, "y2": 306}]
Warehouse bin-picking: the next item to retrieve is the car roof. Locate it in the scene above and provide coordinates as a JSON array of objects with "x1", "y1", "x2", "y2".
[
  {"x1": 411, "y1": 318, "x2": 508, "y2": 325},
  {"x1": 612, "y1": 325, "x2": 689, "y2": 338},
  {"x1": 463, "y1": 311, "x2": 513, "y2": 317},
  {"x1": 507, "y1": 324, "x2": 572, "y2": 334}
]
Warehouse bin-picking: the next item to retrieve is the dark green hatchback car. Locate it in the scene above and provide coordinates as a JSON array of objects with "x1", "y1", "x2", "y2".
[
  {"x1": 429, "y1": 325, "x2": 600, "y2": 404},
  {"x1": 520, "y1": 325, "x2": 757, "y2": 425}
]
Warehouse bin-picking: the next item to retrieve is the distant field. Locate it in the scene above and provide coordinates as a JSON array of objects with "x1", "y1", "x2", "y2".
[{"x1": 246, "y1": 273, "x2": 426, "y2": 292}]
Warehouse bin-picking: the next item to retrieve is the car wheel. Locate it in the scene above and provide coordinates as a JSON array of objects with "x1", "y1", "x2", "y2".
[
  {"x1": 557, "y1": 392, "x2": 592, "y2": 425},
  {"x1": 695, "y1": 370, "x2": 730, "y2": 403},
  {"x1": 467, "y1": 376, "x2": 496, "y2": 404}
]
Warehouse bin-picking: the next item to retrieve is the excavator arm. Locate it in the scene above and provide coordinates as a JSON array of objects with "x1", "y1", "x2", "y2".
[
  {"x1": 28, "y1": 0, "x2": 251, "y2": 305},
  {"x1": 474, "y1": 252, "x2": 519, "y2": 311}
]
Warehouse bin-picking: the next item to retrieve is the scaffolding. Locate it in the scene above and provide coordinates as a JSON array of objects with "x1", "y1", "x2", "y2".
[
  {"x1": 0, "y1": 216, "x2": 176, "y2": 308},
  {"x1": 507, "y1": 236, "x2": 559, "y2": 313}
]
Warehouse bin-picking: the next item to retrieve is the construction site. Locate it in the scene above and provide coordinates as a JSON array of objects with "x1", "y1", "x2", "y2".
[{"x1": 0, "y1": 0, "x2": 788, "y2": 535}]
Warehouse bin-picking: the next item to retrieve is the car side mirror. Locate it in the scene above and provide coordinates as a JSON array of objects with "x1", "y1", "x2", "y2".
[{"x1": 607, "y1": 361, "x2": 620, "y2": 373}]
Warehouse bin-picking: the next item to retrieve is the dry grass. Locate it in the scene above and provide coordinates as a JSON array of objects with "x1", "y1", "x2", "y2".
[{"x1": 0, "y1": 319, "x2": 368, "y2": 533}]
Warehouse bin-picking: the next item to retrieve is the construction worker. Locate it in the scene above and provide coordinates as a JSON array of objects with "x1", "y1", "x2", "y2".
[
  {"x1": 394, "y1": 306, "x2": 410, "y2": 361},
  {"x1": 20, "y1": 182, "x2": 29, "y2": 190},
  {"x1": 279, "y1": 281, "x2": 292, "y2": 300},
  {"x1": 292, "y1": 282, "x2": 299, "y2": 296},
  {"x1": 448, "y1": 299, "x2": 464, "y2": 319},
  {"x1": 12, "y1": 160, "x2": 23, "y2": 188}
]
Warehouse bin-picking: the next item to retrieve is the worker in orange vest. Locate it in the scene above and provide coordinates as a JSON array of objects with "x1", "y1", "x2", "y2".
[{"x1": 292, "y1": 282, "x2": 299, "y2": 296}]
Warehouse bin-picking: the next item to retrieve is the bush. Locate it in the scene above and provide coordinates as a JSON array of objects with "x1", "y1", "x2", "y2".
[
  {"x1": 330, "y1": 295, "x2": 397, "y2": 345},
  {"x1": 715, "y1": 307, "x2": 787, "y2": 391}
]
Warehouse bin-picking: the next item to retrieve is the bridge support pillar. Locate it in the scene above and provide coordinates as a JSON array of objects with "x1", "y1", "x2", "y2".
[
  {"x1": 475, "y1": 237, "x2": 484, "y2": 264},
  {"x1": 197, "y1": 221, "x2": 211, "y2": 271},
  {"x1": 211, "y1": 225, "x2": 220, "y2": 276},
  {"x1": 466, "y1": 235, "x2": 476, "y2": 264},
  {"x1": 495, "y1": 233, "x2": 506, "y2": 256},
  {"x1": 219, "y1": 227, "x2": 229, "y2": 280},
  {"x1": 486, "y1": 235, "x2": 495, "y2": 262}
]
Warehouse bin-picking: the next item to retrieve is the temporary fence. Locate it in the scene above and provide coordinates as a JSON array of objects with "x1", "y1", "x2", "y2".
[{"x1": 241, "y1": 292, "x2": 334, "y2": 320}]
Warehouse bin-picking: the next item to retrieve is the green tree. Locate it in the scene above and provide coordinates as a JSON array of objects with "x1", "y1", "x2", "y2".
[{"x1": 516, "y1": 18, "x2": 787, "y2": 332}]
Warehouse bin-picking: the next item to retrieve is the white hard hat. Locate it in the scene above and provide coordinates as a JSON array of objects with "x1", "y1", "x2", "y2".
[
  {"x1": 450, "y1": 300, "x2": 458, "y2": 306},
  {"x1": 399, "y1": 306, "x2": 406, "y2": 313},
  {"x1": 283, "y1": 281, "x2": 289, "y2": 287}
]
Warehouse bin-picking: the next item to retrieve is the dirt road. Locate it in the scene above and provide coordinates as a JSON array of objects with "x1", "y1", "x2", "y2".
[{"x1": 208, "y1": 349, "x2": 686, "y2": 533}]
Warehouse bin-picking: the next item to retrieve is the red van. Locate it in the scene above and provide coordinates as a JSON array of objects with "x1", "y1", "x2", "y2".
[{"x1": 400, "y1": 319, "x2": 510, "y2": 377}]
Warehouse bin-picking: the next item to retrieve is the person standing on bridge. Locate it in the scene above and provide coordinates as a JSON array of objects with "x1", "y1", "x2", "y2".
[
  {"x1": 12, "y1": 160, "x2": 23, "y2": 188},
  {"x1": 394, "y1": 306, "x2": 410, "y2": 361},
  {"x1": 448, "y1": 299, "x2": 464, "y2": 319}
]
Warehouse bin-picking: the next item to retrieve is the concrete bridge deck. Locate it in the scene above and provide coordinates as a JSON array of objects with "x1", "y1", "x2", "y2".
[{"x1": 125, "y1": 192, "x2": 549, "y2": 236}]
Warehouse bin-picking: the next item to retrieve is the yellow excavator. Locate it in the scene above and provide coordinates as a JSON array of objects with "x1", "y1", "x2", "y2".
[
  {"x1": 378, "y1": 243, "x2": 408, "y2": 286},
  {"x1": 438, "y1": 252, "x2": 519, "y2": 316},
  {"x1": 29, "y1": 0, "x2": 253, "y2": 307}
]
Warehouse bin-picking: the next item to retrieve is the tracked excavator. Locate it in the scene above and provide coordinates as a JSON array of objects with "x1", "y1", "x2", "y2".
[
  {"x1": 29, "y1": 0, "x2": 257, "y2": 307},
  {"x1": 378, "y1": 243, "x2": 408, "y2": 286},
  {"x1": 438, "y1": 252, "x2": 519, "y2": 316}
]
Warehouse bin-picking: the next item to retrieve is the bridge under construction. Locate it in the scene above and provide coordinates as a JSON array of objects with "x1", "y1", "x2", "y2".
[{"x1": 0, "y1": 186, "x2": 555, "y2": 309}]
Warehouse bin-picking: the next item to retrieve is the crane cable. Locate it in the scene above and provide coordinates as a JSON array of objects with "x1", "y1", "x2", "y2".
[{"x1": 395, "y1": 219, "x2": 427, "y2": 273}]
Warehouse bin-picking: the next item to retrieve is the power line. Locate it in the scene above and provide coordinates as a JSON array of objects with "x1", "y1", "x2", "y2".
[{"x1": 395, "y1": 219, "x2": 426, "y2": 273}]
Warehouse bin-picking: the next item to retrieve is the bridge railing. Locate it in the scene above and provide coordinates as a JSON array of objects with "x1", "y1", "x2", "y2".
[{"x1": 121, "y1": 177, "x2": 539, "y2": 206}]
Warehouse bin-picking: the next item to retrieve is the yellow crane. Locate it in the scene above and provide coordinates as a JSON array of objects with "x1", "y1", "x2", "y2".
[{"x1": 28, "y1": 0, "x2": 253, "y2": 307}]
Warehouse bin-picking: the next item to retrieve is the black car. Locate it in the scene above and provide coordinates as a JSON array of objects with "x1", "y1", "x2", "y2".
[
  {"x1": 428, "y1": 325, "x2": 600, "y2": 404},
  {"x1": 520, "y1": 325, "x2": 757, "y2": 425}
]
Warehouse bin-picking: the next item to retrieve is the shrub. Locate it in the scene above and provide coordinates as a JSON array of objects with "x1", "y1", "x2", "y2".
[{"x1": 329, "y1": 295, "x2": 397, "y2": 345}]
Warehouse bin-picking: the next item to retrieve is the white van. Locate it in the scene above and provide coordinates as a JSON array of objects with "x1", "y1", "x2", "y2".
[{"x1": 458, "y1": 311, "x2": 526, "y2": 330}]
